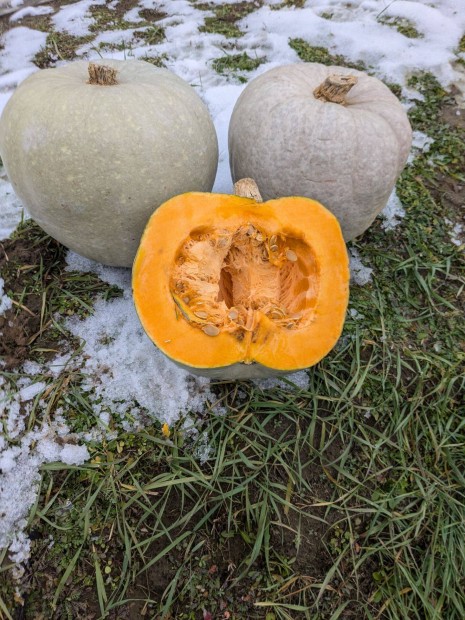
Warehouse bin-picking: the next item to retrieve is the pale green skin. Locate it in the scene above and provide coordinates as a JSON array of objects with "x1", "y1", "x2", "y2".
[
  {"x1": 229, "y1": 63, "x2": 412, "y2": 241},
  {"x1": 0, "y1": 59, "x2": 218, "y2": 266},
  {"x1": 172, "y1": 359, "x2": 294, "y2": 380}
]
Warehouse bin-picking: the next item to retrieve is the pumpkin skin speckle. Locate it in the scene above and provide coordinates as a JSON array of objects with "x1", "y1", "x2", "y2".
[
  {"x1": 228, "y1": 63, "x2": 412, "y2": 241},
  {"x1": 0, "y1": 59, "x2": 218, "y2": 266}
]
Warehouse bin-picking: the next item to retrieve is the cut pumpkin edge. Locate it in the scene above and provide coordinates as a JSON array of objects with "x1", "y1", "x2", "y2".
[{"x1": 132, "y1": 190, "x2": 350, "y2": 378}]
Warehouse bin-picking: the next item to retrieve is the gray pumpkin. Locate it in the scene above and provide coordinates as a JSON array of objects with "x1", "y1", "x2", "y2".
[
  {"x1": 228, "y1": 63, "x2": 412, "y2": 240},
  {"x1": 0, "y1": 59, "x2": 218, "y2": 266}
]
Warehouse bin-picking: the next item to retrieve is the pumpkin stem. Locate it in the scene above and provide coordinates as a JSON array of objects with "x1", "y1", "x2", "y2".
[
  {"x1": 313, "y1": 74, "x2": 358, "y2": 105},
  {"x1": 88, "y1": 62, "x2": 118, "y2": 86},
  {"x1": 234, "y1": 178, "x2": 263, "y2": 202}
]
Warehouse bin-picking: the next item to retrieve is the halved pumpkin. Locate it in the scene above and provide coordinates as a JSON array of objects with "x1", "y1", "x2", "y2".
[{"x1": 132, "y1": 180, "x2": 349, "y2": 380}]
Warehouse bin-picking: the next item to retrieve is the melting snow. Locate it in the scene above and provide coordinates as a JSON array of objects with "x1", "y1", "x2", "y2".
[
  {"x1": 0, "y1": 276, "x2": 13, "y2": 315},
  {"x1": 381, "y1": 190, "x2": 406, "y2": 231},
  {"x1": 349, "y1": 248, "x2": 373, "y2": 286}
]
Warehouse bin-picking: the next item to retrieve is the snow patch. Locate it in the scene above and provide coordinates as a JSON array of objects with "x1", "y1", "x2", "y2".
[
  {"x1": 381, "y1": 190, "x2": 405, "y2": 231},
  {"x1": 51, "y1": 0, "x2": 102, "y2": 36},
  {"x1": 255, "y1": 370, "x2": 310, "y2": 391},
  {"x1": 10, "y1": 5, "x2": 53, "y2": 21},
  {"x1": 0, "y1": 277, "x2": 13, "y2": 316},
  {"x1": 349, "y1": 248, "x2": 373, "y2": 286},
  {"x1": 0, "y1": 414, "x2": 90, "y2": 565},
  {"x1": 445, "y1": 219, "x2": 464, "y2": 247}
]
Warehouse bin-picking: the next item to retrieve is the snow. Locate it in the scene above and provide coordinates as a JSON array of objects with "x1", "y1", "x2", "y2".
[
  {"x1": 381, "y1": 190, "x2": 405, "y2": 231},
  {"x1": 0, "y1": 174, "x2": 28, "y2": 238},
  {"x1": 0, "y1": 416, "x2": 90, "y2": 564},
  {"x1": 445, "y1": 219, "x2": 464, "y2": 247},
  {"x1": 254, "y1": 370, "x2": 310, "y2": 391},
  {"x1": 412, "y1": 130, "x2": 434, "y2": 152},
  {"x1": 64, "y1": 295, "x2": 215, "y2": 425},
  {"x1": 0, "y1": 276, "x2": 13, "y2": 315},
  {"x1": 349, "y1": 248, "x2": 373, "y2": 286},
  {"x1": 0, "y1": 0, "x2": 464, "y2": 567},
  {"x1": 10, "y1": 5, "x2": 53, "y2": 22},
  {"x1": 51, "y1": 0, "x2": 103, "y2": 37}
]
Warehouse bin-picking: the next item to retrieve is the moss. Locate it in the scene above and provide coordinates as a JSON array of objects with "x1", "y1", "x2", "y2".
[{"x1": 289, "y1": 38, "x2": 367, "y2": 71}]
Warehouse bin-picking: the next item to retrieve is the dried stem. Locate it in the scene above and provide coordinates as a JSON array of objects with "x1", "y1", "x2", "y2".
[
  {"x1": 234, "y1": 178, "x2": 263, "y2": 202},
  {"x1": 88, "y1": 62, "x2": 118, "y2": 86},
  {"x1": 313, "y1": 74, "x2": 358, "y2": 105}
]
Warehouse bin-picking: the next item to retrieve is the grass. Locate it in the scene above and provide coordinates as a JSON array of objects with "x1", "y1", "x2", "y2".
[
  {"x1": 33, "y1": 32, "x2": 95, "y2": 68},
  {"x1": 378, "y1": 16, "x2": 423, "y2": 39},
  {"x1": 212, "y1": 52, "x2": 266, "y2": 81},
  {"x1": 271, "y1": 0, "x2": 306, "y2": 9},
  {"x1": 88, "y1": 2, "x2": 149, "y2": 33},
  {"x1": 197, "y1": 1, "x2": 262, "y2": 38},
  {"x1": 289, "y1": 38, "x2": 367, "y2": 72},
  {"x1": 1, "y1": 10, "x2": 465, "y2": 620}
]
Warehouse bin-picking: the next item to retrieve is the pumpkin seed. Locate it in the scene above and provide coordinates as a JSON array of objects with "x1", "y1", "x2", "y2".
[
  {"x1": 194, "y1": 311, "x2": 208, "y2": 319},
  {"x1": 247, "y1": 224, "x2": 255, "y2": 235},
  {"x1": 270, "y1": 244, "x2": 279, "y2": 253},
  {"x1": 289, "y1": 311, "x2": 303, "y2": 320},
  {"x1": 255, "y1": 232, "x2": 264, "y2": 242},
  {"x1": 228, "y1": 309, "x2": 239, "y2": 320},
  {"x1": 217, "y1": 237, "x2": 229, "y2": 248},
  {"x1": 268, "y1": 306, "x2": 285, "y2": 318},
  {"x1": 286, "y1": 249, "x2": 298, "y2": 262},
  {"x1": 269, "y1": 235, "x2": 277, "y2": 246},
  {"x1": 182, "y1": 296, "x2": 190, "y2": 304},
  {"x1": 203, "y1": 324, "x2": 220, "y2": 336}
]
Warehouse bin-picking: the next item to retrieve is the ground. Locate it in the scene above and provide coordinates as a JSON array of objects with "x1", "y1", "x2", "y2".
[{"x1": 0, "y1": 1, "x2": 464, "y2": 619}]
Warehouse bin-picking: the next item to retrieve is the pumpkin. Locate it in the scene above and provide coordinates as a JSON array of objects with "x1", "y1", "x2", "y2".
[
  {"x1": 228, "y1": 63, "x2": 412, "y2": 241},
  {"x1": 0, "y1": 59, "x2": 218, "y2": 267},
  {"x1": 132, "y1": 179, "x2": 349, "y2": 380}
]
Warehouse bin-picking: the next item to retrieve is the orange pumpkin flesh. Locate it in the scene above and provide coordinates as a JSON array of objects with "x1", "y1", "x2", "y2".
[{"x1": 132, "y1": 191, "x2": 349, "y2": 379}]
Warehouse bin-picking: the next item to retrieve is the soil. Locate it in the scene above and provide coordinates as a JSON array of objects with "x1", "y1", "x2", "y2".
[
  {"x1": 0, "y1": 230, "x2": 65, "y2": 369},
  {"x1": 428, "y1": 94, "x2": 465, "y2": 233}
]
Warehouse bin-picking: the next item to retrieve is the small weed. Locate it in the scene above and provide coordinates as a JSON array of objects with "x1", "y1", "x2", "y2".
[{"x1": 459, "y1": 34, "x2": 465, "y2": 52}]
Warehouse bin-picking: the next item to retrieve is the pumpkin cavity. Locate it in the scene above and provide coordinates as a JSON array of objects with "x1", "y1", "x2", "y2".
[{"x1": 170, "y1": 223, "x2": 319, "y2": 338}]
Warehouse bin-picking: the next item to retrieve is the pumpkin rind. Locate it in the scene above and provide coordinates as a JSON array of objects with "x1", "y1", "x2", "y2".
[
  {"x1": 132, "y1": 190, "x2": 349, "y2": 380},
  {"x1": 228, "y1": 63, "x2": 412, "y2": 241},
  {"x1": 0, "y1": 59, "x2": 218, "y2": 266}
]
